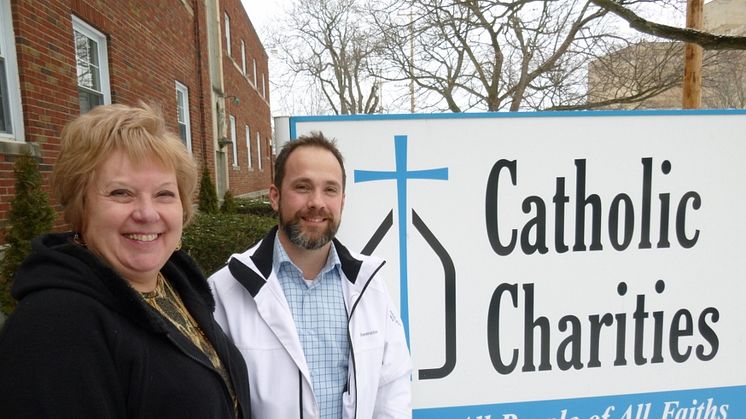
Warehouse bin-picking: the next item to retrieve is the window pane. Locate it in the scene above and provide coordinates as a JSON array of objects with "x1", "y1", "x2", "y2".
[
  {"x1": 74, "y1": 30, "x2": 101, "y2": 92},
  {"x1": 74, "y1": 31, "x2": 89, "y2": 61},
  {"x1": 230, "y1": 115, "x2": 237, "y2": 166},
  {"x1": 87, "y1": 38, "x2": 99, "y2": 66},
  {"x1": 178, "y1": 123, "x2": 187, "y2": 143},
  {"x1": 0, "y1": 59, "x2": 11, "y2": 133},
  {"x1": 88, "y1": 63, "x2": 100, "y2": 90},
  {"x1": 176, "y1": 90, "x2": 185, "y2": 122},
  {"x1": 256, "y1": 133, "x2": 262, "y2": 170},
  {"x1": 78, "y1": 87, "x2": 103, "y2": 114}
]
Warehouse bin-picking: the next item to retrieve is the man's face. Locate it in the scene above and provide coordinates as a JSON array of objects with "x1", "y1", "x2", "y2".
[{"x1": 270, "y1": 146, "x2": 345, "y2": 250}]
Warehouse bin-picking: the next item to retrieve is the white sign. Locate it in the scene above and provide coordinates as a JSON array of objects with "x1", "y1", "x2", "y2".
[{"x1": 284, "y1": 110, "x2": 746, "y2": 418}]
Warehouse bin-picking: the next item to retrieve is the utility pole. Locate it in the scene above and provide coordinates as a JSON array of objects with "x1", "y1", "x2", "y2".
[
  {"x1": 409, "y1": 5, "x2": 415, "y2": 113},
  {"x1": 682, "y1": 0, "x2": 704, "y2": 109}
]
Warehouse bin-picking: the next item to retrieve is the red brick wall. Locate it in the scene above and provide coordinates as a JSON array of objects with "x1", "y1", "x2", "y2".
[
  {"x1": 1, "y1": 0, "x2": 82, "y2": 240},
  {"x1": 1, "y1": 0, "x2": 271, "y2": 245},
  {"x1": 221, "y1": 0, "x2": 272, "y2": 196},
  {"x1": 70, "y1": 0, "x2": 214, "y2": 167},
  {"x1": 0, "y1": 0, "x2": 221, "y2": 243}
]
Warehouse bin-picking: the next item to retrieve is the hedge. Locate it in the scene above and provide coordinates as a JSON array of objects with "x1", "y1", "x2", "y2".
[
  {"x1": 234, "y1": 197, "x2": 276, "y2": 217},
  {"x1": 182, "y1": 212, "x2": 276, "y2": 276}
]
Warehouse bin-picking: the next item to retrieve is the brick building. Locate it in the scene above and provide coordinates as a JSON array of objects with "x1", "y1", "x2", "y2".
[{"x1": 0, "y1": 0, "x2": 271, "y2": 245}]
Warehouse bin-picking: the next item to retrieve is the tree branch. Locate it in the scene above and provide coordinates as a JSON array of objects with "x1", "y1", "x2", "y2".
[{"x1": 590, "y1": 0, "x2": 746, "y2": 50}]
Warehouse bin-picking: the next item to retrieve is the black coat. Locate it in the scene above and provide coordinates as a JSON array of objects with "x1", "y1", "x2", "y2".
[{"x1": 0, "y1": 233, "x2": 251, "y2": 419}]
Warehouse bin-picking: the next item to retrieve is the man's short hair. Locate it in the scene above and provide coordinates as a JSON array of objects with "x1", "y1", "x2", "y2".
[{"x1": 274, "y1": 131, "x2": 346, "y2": 190}]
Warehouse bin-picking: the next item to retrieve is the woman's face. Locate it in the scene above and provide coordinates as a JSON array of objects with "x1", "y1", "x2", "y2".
[{"x1": 82, "y1": 151, "x2": 183, "y2": 291}]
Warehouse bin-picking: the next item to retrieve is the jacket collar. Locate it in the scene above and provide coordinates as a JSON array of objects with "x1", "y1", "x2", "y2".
[
  {"x1": 229, "y1": 226, "x2": 365, "y2": 297},
  {"x1": 17, "y1": 233, "x2": 215, "y2": 336}
]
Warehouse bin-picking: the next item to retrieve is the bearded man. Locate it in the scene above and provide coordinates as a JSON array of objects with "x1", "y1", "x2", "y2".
[{"x1": 208, "y1": 132, "x2": 412, "y2": 419}]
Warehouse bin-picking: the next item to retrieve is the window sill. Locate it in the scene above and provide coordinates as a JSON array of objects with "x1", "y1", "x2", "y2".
[{"x1": 0, "y1": 139, "x2": 41, "y2": 158}]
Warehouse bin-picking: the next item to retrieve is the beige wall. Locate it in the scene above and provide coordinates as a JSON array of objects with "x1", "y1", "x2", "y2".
[{"x1": 704, "y1": 0, "x2": 746, "y2": 35}]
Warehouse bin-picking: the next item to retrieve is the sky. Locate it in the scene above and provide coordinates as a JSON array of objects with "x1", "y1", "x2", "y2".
[
  {"x1": 240, "y1": 0, "x2": 295, "y2": 116},
  {"x1": 241, "y1": 0, "x2": 290, "y2": 38}
]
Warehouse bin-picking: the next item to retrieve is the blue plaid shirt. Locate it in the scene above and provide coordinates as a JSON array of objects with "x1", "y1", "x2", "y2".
[{"x1": 274, "y1": 237, "x2": 350, "y2": 419}]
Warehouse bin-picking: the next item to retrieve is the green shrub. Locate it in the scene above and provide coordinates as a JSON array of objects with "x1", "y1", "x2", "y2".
[
  {"x1": 234, "y1": 197, "x2": 276, "y2": 217},
  {"x1": 182, "y1": 212, "x2": 276, "y2": 276},
  {"x1": 198, "y1": 164, "x2": 219, "y2": 214},
  {"x1": 1, "y1": 154, "x2": 56, "y2": 315},
  {"x1": 220, "y1": 190, "x2": 237, "y2": 214}
]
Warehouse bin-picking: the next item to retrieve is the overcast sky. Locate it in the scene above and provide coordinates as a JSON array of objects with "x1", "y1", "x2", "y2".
[{"x1": 241, "y1": 0, "x2": 290, "y2": 38}]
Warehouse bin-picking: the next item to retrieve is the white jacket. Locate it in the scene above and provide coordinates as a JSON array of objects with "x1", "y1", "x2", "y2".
[{"x1": 208, "y1": 228, "x2": 412, "y2": 419}]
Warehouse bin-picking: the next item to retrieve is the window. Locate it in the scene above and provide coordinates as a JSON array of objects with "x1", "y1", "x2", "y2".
[
  {"x1": 256, "y1": 132, "x2": 262, "y2": 171},
  {"x1": 73, "y1": 16, "x2": 110, "y2": 113},
  {"x1": 262, "y1": 74, "x2": 266, "y2": 98},
  {"x1": 224, "y1": 12, "x2": 231, "y2": 56},
  {"x1": 241, "y1": 40, "x2": 246, "y2": 75},
  {"x1": 245, "y1": 125, "x2": 252, "y2": 168},
  {"x1": 175, "y1": 81, "x2": 192, "y2": 154},
  {"x1": 229, "y1": 115, "x2": 237, "y2": 166},
  {"x1": 252, "y1": 58, "x2": 257, "y2": 86},
  {"x1": 0, "y1": 0, "x2": 23, "y2": 140}
]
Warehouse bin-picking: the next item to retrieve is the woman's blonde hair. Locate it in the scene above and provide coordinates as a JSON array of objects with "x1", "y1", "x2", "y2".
[{"x1": 52, "y1": 103, "x2": 198, "y2": 231}]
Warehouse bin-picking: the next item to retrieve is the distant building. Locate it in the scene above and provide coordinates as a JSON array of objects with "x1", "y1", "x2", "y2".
[
  {"x1": 0, "y1": 0, "x2": 271, "y2": 244},
  {"x1": 704, "y1": 0, "x2": 746, "y2": 35},
  {"x1": 587, "y1": 0, "x2": 746, "y2": 110}
]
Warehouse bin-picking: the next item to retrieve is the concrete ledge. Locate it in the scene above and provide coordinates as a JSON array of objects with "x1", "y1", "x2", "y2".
[{"x1": 0, "y1": 140, "x2": 41, "y2": 158}]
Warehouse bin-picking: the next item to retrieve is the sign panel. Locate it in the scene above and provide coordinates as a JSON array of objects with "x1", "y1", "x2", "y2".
[{"x1": 286, "y1": 111, "x2": 746, "y2": 418}]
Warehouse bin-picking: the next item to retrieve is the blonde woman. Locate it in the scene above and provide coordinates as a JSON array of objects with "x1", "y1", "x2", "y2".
[{"x1": 0, "y1": 104, "x2": 251, "y2": 418}]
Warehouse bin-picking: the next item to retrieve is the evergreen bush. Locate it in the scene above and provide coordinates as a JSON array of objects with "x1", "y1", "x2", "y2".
[
  {"x1": 198, "y1": 164, "x2": 219, "y2": 214},
  {"x1": 220, "y1": 190, "x2": 237, "y2": 214},
  {"x1": 1, "y1": 154, "x2": 56, "y2": 315},
  {"x1": 234, "y1": 197, "x2": 276, "y2": 217},
  {"x1": 182, "y1": 212, "x2": 276, "y2": 276}
]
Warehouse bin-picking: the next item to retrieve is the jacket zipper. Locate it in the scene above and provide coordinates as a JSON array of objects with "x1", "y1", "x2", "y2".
[
  {"x1": 298, "y1": 369, "x2": 304, "y2": 418},
  {"x1": 345, "y1": 260, "x2": 387, "y2": 419}
]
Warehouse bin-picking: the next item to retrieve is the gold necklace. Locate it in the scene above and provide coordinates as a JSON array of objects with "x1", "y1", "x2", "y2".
[{"x1": 139, "y1": 273, "x2": 164, "y2": 300}]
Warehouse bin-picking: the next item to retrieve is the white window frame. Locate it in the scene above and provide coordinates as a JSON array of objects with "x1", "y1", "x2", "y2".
[
  {"x1": 224, "y1": 12, "x2": 231, "y2": 56},
  {"x1": 256, "y1": 131, "x2": 262, "y2": 171},
  {"x1": 175, "y1": 81, "x2": 192, "y2": 154},
  {"x1": 230, "y1": 115, "x2": 237, "y2": 167},
  {"x1": 241, "y1": 40, "x2": 246, "y2": 75},
  {"x1": 252, "y1": 58, "x2": 257, "y2": 86},
  {"x1": 245, "y1": 125, "x2": 253, "y2": 169},
  {"x1": 0, "y1": 0, "x2": 24, "y2": 141},
  {"x1": 72, "y1": 16, "x2": 111, "y2": 112}
]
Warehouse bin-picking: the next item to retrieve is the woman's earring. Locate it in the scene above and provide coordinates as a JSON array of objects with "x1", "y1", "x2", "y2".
[
  {"x1": 73, "y1": 232, "x2": 87, "y2": 247},
  {"x1": 175, "y1": 240, "x2": 182, "y2": 251}
]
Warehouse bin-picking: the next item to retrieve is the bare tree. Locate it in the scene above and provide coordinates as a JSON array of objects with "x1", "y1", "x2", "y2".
[
  {"x1": 268, "y1": 0, "x2": 735, "y2": 114},
  {"x1": 583, "y1": 41, "x2": 684, "y2": 110},
  {"x1": 703, "y1": 50, "x2": 746, "y2": 107},
  {"x1": 267, "y1": 0, "x2": 384, "y2": 115},
  {"x1": 372, "y1": 0, "x2": 687, "y2": 112}
]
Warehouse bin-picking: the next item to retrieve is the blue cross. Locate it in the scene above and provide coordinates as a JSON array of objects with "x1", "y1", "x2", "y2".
[{"x1": 354, "y1": 135, "x2": 448, "y2": 347}]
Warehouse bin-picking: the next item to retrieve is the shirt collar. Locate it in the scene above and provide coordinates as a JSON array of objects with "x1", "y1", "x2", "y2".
[{"x1": 273, "y1": 233, "x2": 341, "y2": 280}]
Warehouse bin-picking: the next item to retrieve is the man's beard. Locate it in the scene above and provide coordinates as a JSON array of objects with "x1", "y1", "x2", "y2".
[{"x1": 279, "y1": 206, "x2": 340, "y2": 250}]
